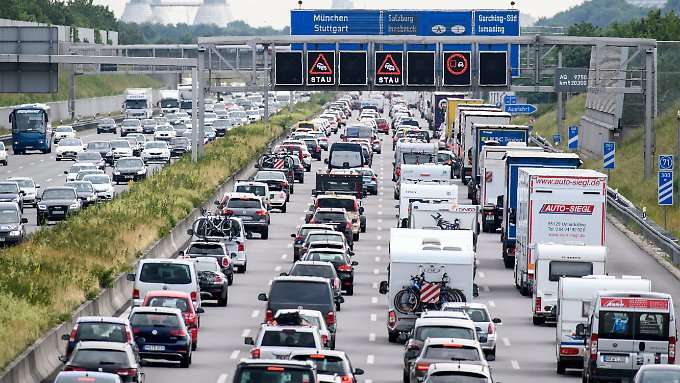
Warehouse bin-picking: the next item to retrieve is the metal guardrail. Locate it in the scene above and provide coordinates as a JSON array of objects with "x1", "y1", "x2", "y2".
[{"x1": 529, "y1": 133, "x2": 680, "y2": 265}]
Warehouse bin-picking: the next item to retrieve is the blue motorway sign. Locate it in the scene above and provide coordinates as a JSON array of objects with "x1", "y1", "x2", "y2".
[
  {"x1": 504, "y1": 104, "x2": 536, "y2": 115},
  {"x1": 659, "y1": 171, "x2": 674, "y2": 206},
  {"x1": 659, "y1": 154, "x2": 674, "y2": 171},
  {"x1": 478, "y1": 128, "x2": 529, "y2": 147},
  {"x1": 553, "y1": 134, "x2": 561, "y2": 145},
  {"x1": 503, "y1": 95, "x2": 517, "y2": 105},
  {"x1": 568, "y1": 126, "x2": 579, "y2": 150},
  {"x1": 603, "y1": 142, "x2": 615, "y2": 170}
]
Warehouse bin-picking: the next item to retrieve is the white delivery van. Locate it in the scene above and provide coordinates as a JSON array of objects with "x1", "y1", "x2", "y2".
[
  {"x1": 393, "y1": 141, "x2": 438, "y2": 181},
  {"x1": 478, "y1": 145, "x2": 541, "y2": 232},
  {"x1": 532, "y1": 244, "x2": 607, "y2": 325},
  {"x1": 378, "y1": 228, "x2": 475, "y2": 343},
  {"x1": 515, "y1": 168, "x2": 607, "y2": 296},
  {"x1": 397, "y1": 182, "x2": 458, "y2": 228},
  {"x1": 555, "y1": 275, "x2": 651, "y2": 375},
  {"x1": 459, "y1": 110, "x2": 511, "y2": 184},
  {"x1": 395, "y1": 163, "x2": 451, "y2": 199},
  {"x1": 581, "y1": 291, "x2": 676, "y2": 382}
]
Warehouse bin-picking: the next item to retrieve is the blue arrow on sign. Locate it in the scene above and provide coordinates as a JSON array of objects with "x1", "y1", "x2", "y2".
[
  {"x1": 568, "y1": 126, "x2": 579, "y2": 150},
  {"x1": 504, "y1": 103, "x2": 536, "y2": 115},
  {"x1": 603, "y1": 142, "x2": 615, "y2": 170},
  {"x1": 659, "y1": 171, "x2": 674, "y2": 206}
]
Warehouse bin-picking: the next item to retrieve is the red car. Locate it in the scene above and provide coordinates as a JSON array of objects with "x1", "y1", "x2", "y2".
[
  {"x1": 375, "y1": 118, "x2": 389, "y2": 134},
  {"x1": 142, "y1": 290, "x2": 204, "y2": 350}
]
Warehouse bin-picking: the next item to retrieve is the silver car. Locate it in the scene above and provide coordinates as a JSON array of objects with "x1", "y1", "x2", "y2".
[
  {"x1": 442, "y1": 302, "x2": 502, "y2": 360},
  {"x1": 635, "y1": 364, "x2": 680, "y2": 382}
]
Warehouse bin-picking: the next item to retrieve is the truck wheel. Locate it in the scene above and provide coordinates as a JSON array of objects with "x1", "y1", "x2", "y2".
[
  {"x1": 345, "y1": 285, "x2": 353, "y2": 296},
  {"x1": 556, "y1": 360, "x2": 566, "y2": 374},
  {"x1": 388, "y1": 330, "x2": 399, "y2": 343},
  {"x1": 261, "y1": 228, "x2": 269, "y2": 240},
  {"x1": 532, "y1": 315, "x2": 544, "y2": 326},
  {"x1": 281, "y1": 204, "x2": 287, "y2": 213}
]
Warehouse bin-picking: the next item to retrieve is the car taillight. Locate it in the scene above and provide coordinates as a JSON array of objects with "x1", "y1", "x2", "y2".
[
  {"x1": 560, "y1": 347, "x2": 579, "y2": 356},
  {"x1": 415, "y1": 363, "x2": 430, "y2": 371},
  {"x1": 223, "y1": 209, "x2": 234, "y2": 215},
  {"x1": 255, "y1": 209, "x2": 267, "y2": 216},
  {"x1": 64, "y1": 366, "x2": 86, "y2": 372},
  {"x1": 265, "y1": 309, "x2": 273, "y2": 322},
  {"x1": 670, "y1": 336, "x2": 676, "y2": 363},
  {"x1": 388, "y1": 310, "x2": 397, "y2": 328},
  {"x1": 372, "y1": 175, "x2": 377, "y2": 181},
  {"x1": 68, "y1": 325, "x2": 79, "y2": 342},
  {"x1": 116, "y1": 368, "x2": 138, "y2": 377},
  {"x1": 340, "y1": 375, "x2": 353, "y2": 383},
  {"x1": 315, "y1": 147, "x2": 320, "y2": 152},
  {"x1": 333, "y1": 278, "x2": 340, "y2": 290},
  {"x1": 222, "y1": 257, "x2": 230, "y2": 267},
  {"x1": 327, "y1": 312, "x2": 335, "y2": 326},
  {"x1": 170, "y1": 329, "x2": 186, "y2": 337},
  {"x1": 309, "y1": 218, "x2": 315, "y2": 224},
  {"x1": 303, "y1": 153, "x2": 309, "y2": 157},
  {"x1": 237, "y1": 242, "x2": 245, "y2": 252},
  {"x1": 132, "y1": 289, "x2": 140, "y2": 300},
  {"x1": 346, "y1": 221, "x2": 352, "y2": 230},
  {"x1": 126, "y1": 330, "x2": 133, "y2": 342},
  {"x1": 190, "y1": 291, "x2": 197, "y2": 301},
  {"x1": 282, "y1": 181, "x2": 289, "y2": 188},
  {"x1": 133, "y1": 327, "x2": 141, "y2": 334},
  {"x1": 185, "y1": 313, "x2": 197, "y2": 326},
  {"x1": 590, "y1": 333, "x2": 598, "y2": 361},
  {"x1": 322, "y1": 334, "x2": 329, "y2": 346},
  {"x1": 250, "y1": 348, "x2": 261, "y2": 358},
  {"x1": 488, "y1": 322, "x2": 495, "y2": 335},
  {"x1": 395, "y1": 167, "x2": 401, "y2": 177},
  {"x1": 338, "y1": 264, "x2": 352, "y2": 272},
  {"x1": 535, "y1": 297, "x2": 541, "y2": 312},
  {"x1": 213, "y1": 275, "x2": 224, "y2": 283}
]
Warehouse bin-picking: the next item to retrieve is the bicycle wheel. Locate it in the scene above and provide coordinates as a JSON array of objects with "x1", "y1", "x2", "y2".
[
  {"x1": 394, "y1": 288, "x2": 419, "y2": 314},
  {"x1": 438, "y1": 287, "x2": 467, "y2": 306}
]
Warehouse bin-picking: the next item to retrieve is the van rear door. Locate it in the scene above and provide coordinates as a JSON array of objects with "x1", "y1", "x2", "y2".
[{"x1": 597, "y1": 309, "x2": 636, "y2": 370}]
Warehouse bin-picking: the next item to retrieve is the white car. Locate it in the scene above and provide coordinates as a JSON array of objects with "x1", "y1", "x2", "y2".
[
  {"x1": 53, "y1": 125, "x2": 76, "y2": 143},
  {"x1": 229, "y1": 110, "x2": 249, "y2": 126},
  {"x1": 55, "y1": 138, "x2": 85, "y2": 161},
  {"x1": 83, "y1": 174, "x2": 115, "y2": 200},
  {"x1": 64, "y1": 163, "x2": 98, "y2": 182},
  {"x1": 441, "y1": 302, "x2": 502, "y2": 360},
  {"x1": 176, "y1": 112, "x2": 191, "y2": 124},
  {"x1": 246, "y1": 109, "x2": 262, "y2": 122},
  {"x1": 109, "y1": 139, "x2": 134, "y2": 159},
  {"x1": 275, "y1": 309, "x2": 334, "y2": 349},
  {"x1": 204, "y1": 112, "x2": 218, "y2": 126},
  {"x1": 154, "y1": 125, "x2": 177, "y2": 141},
  {"x1": 8, "y1": 177, "x2": 39, "y2": 207},
  {"x1": 245, "y1": 324, "x2": 324, "y2": 359},
  {"x1": 141, "y1": 141, "x2": 171, "y2": 163},
  {"x1": 0, "y1": 142, "x2": 7, "y2": 166},
  {"x1": 120, "y1": 119, "x2": 143, "y2": 136}
]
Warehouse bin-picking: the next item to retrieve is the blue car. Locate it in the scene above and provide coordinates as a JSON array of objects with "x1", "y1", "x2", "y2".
[
  {"x1": 129, "y1": 306, "x2": 193, "y2": 368},
  {"x1": 357, "y1": 167, "x2": 378, "y2": 195}
]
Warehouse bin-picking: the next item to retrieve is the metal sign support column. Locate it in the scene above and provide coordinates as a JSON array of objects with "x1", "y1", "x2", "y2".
[
  {"x1": 556, "y1": 47, "x2": 564, "y2": 139},
  {"x1": 191, "y1": 67, "x2": 199, "y2": 162},
  {"x1": 197, "y1": 47, "x2": 206, "y2": 158},
  {"x1": 644, "y1": 48, "x2": 655, "y2": 178}
]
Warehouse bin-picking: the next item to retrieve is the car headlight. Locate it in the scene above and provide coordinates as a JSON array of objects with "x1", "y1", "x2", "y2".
[
  {"x1": 106, "y1": 151, "x2": 113, "y2": 157},
  {"x1": 9, "y1": 230, "x2": 21, "y2": 236},
  {"x1": 69, "y1": 203, "x2": 80, "y2": 209},
  {"x1": 87, "y1": 195, "x2": 96, "y2": 201},
  {"x1": 113, "y1": 171, "x2": 121, "y2": 175},
  {"x1": 137, "y1": 170, "x2": 146, "y2": 175},
  {"x1": 38, "y1": 204, "x2": 46, "y2": 210}
]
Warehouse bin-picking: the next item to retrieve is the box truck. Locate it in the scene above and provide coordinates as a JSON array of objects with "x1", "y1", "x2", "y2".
[
  {"x1": 555, "y1": 275, "x2": 651, "y2": 374},
  {"x1": 378, "y1": 228, "x2": 475, "y2": 342},
  {"x1": 515, "y1": 168, "x2": 607, "y2": 296},
  {"x1": 458, "y1": 111, "x2": 511, "y2": 184},
  {"x1": 501, "y1": 152, "x2": 582, "y2": 268},
  {"x1": 123, "y1": 88, "x2": 153, "y2": 119},
  {"x1": 427, "y1": 92, "x2": 465, "y2": 132},
  {"x1": 158, "y1": 89, "x2": 180, "y2": 115}
]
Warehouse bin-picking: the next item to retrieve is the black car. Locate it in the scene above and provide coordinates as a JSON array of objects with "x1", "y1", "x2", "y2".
[
  {"x1": 97, "y1": 118, "x2": 117, "y2": 134},
  {"x1": 169, "y1": 137, "x2": 191, "y2": 157},
  {"x1": 0, "y1": 181, "x2": 23, "y2": 213},
  {"x1": 37, "y1": 187, "x2": 81, "y2": 225},
  {"x1": 213, "y1": 119, "x2": 232, "y2": 137},
  {"x1": 287, "y1": 261, "x2": 343, "y2": 309},
  {"x1": 181, "y1": 241, "x2": 234, "y2": 285},
  {"x1": 232, "y1": 360, "x2": 317, "y2": 383},
  {"x1": 288, "y1": 154, "x2": 306, "y2": 183},
  {"x1": 303, "y1": 248, "x2": 358, "y2": 296},
  {"x1": 310, "y1": 208, "x2": 353, "y2": 247},
  {"x1": 0, "y1": 202, "x2": 27, "y2": 244},
  {"x1": 194, "y1": 257, "x2": 229, "y2": 306},
  {"x1": 62, "y1": 342, "x2": 143, "y2": 383},
  {"x1": 112, "y1": 157, "x2": 147, "y2": 184},
  {"x1": 65, "y1": 181, "x2": 98, "y2": 208},
  {"x1": 86, "y1": 141, "x2": 114, "y2": 165},
  {"x1": 302, "y1": 139, "x2": 322, "y2": 161}
]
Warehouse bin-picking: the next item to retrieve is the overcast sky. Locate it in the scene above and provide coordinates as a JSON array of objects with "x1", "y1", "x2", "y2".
[{"x1": 96, "y1": 0, "x2": 587, "y2": 28}]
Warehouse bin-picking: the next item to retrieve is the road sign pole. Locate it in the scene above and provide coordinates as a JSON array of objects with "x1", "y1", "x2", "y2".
[
  {"x1": 644, "y1": 48, "x2": 655, "y2": 179},
  {"x1": 557, "y1": 47, "x2": 564, "y2": 139}
]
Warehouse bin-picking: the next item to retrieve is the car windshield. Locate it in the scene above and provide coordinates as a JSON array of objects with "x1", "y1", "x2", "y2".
[
  {"x1": 100, "y1": 119, "x2": 115, "y2": 125},
  {"x1": 171, "y1": 138, "x2": 189, "y2": 146},
  {"x1": 269, "y1": 281, "x2": 330, "y2": 305},
  {"x1": 255, "y1": 171, "x2": 286, "y2": 181},
  {"x1": 70, "y1": 349, "x2": 128, "y2": 366},
  {"x1": 139, "y1": 263, "x2": 192, "y2": 284},
  {"x1": 261, "y1": 330, "x2": 316, "y2": 348},
  {"x1": 66, "y1": 182, "x2": 93, "y2": 193},
  {"x1": 157, "y1": 126, "x2": 172, "y2": 132},
  {"x1": 0, "y1": 184, "x2": 18, "y2": 193},
  {"x1": 116, "y1": 159, "x2": 143, "y2": 168},
  {"x1": 8, "y1": 179, "x2": 33, "y2": 188},
  {"x1": 55, "y1": 127, "x2": 73, "y2": 133},
  {"x1": 84, "y1": 175, "x2": 110, "y2": 185},
  {"x1": 236, "y1": 185, "x2": 266, "y2": 196},
  {"x1": 75, "y1": 322, "x2": 127, "y2": 343},
  {"x1": 290, "y1": 265, "x2": 335, "y2": 279},
  {"x1": 403, "y1": 153, "x2": 435, "y2": 165},
  {"x1": 0, "y1": 208, "x2": 19, "y2": 224},
  {"x1": 78, "y1": 152, "x2": 101, "y2": 161},
  {"x1": 317, "y1": 199, "x2": 355, "y2": 211},
  {"x1": 88, "y1": 142, "x2": 110, "y2": 150},
  {"x1": 314, "y1": 212, "x2": 346, "y2": 223},
  {"x1": 42, "y1": 189, "x2": 76, "y2": 200},
  {"x1": 346, "y1": 126, "x2": 372, "y2": 138},
  {"x1": 187, "y1": 243, "x2": 225, "y2": 256},
  {"x1": 292, "y1": 355, "x2": 346, "y2": 375},
  {"x1": 130, "y1": 312, "x2": 182, "y2": 327},
  {"x1": 146, "y1": 142, "x2": 167, "y2": 149},
  {"x1": 424, "y1": 345, "x2": 481, "y2": 361},
  {"x1": 60, "y1": 139, "x2": 81, "y2": 146},
  {"x1": 69, "y1": 165, "x2": 94, "y2": 174},
  {"x1": 415, "y1": 326, "x2": 475, "y2": 341},
  {"x1": 638, "y1": 370, "x2": 680, "y2": 383},
  {"x1": 227, "y1": 199, "x2": 261, "y2": 209},
  {"x1": 146, "y1": 296, "x2": 190, "y2": 313},
  {"x1": 426, "y1": 372, "x2": 488, "y2": 383},
  {"x1": 122, "y1": 120, "x2": 140, "y2": 127},
  {"x1": 329, "y1": 150, "x2": 362, "y2": 168},
  {"x1": 235, "y1": 366, "x2": 314, "y2": 383}
]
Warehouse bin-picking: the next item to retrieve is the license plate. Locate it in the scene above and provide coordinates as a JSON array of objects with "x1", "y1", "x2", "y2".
[
  {"x1": 603, "y1": 355, "x2": 625, "y2": 363},
  {"x1": 124, "y1": 175, "x2": 133, "y2": 179},
  {"x1": 144, "y1": 345, "x2": 165, "y2": 351},
  {"x1": 53, "y1": 210, "x2": 65, "y2": 215},
  {"x1": 241, "y1": 216, "x2": 252, "y2": 221},
  {"x1": 485, "y1": 215, "x2": 495, "y2": 221}
]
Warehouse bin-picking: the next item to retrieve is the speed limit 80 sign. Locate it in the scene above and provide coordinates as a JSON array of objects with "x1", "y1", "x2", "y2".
[{"x1": 443, "y1": 51, "x2": 471, "y2": 87}]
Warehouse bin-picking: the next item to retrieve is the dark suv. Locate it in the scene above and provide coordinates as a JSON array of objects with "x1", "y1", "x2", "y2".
[
  {"x1": 309, "y1": 208, "x2": 353, "y2": 246},
  {"x1": 37, "y1": 187, "x2": 81, "y2": 225},
  {"x1": 219, "y1": 194, "x2": 270, "y2": 239},
  {"x1": 86, "y1": 141, "x2": 114, "y2": 165},
  {"x1": 0, "y1": 202, "x2": 27, "y2": 244}
]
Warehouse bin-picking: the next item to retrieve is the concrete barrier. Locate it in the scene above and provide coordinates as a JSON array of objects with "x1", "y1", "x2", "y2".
[{"x1": 0, "y1": 121, "x2": 300, "y2": 383}]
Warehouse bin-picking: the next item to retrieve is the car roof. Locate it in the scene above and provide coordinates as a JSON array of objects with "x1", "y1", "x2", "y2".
[
  {"x1": 140, "y1": 258, "x2": 193, "y2": 266},
  {"x1": 76, "y1": 316, "x2": 129, "y2": 325},
  {"x1": 427, "y1": 363, "x2": 490, "y2": 376},
  {"x1": 316, "y1": 194, "x2": 356, "y2": 200},
  {"x1": 75, "y1": 341, "x2": 130, "y2": 351},
  {"x1": 55, "y1": 371, "x2": 122, "y2": 382},
  {"x1": 306, "y1": 248, "x2": 346, "y2": 254},
  {"x1": 236, "y1": 181, "x2": 268, "y2": 186},
  {"x1": 415, "y1": 318, "x2": 475, "y2": 328},
  {"x1": 299, "y1": 224, "x2": 335, "y2": 230},
  {"x1": 227, "y1": 192, "x2": 260, "y2": 200},
  {"x1": 294, "y1": 261, "x2": 336, "y2": 268},
  {"x1": 421, "y1": 311, "x2": 470, "y2": 320},
  {"x1": 260, "y1": 324, "x2": 319, "y2": 333},
  {"x1": 307, "y1": 230, "x2": 343, "y2": 236},
  {"x1": 289, "y1": 349, "x2": 349, "y2": 359},
  {"x1": 442, "y1": 302, "x2": 489, "y2": 311},
  {"x1": 0, "y1": 202, "x2": 19, "y2": 209},
  {"x1": 275, "y1": 309, "x2": 324, "y2": 317}
]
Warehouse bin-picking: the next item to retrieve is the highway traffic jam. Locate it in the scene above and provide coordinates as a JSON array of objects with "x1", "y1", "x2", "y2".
[{"x1": 10, "y1": 90, "x2": 677, "y2": 383}]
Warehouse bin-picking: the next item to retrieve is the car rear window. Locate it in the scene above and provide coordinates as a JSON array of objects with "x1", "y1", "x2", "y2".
[
  {"x1": 317, "y1": 199, "x2": 355, "y2": 211},
  {"x1": 598, "y1": 311, "x2": 670, "y2": 341},
  {"x1": 403, "y1": 153, "x2": 435, "y2": 165},
  {"x1": 290, "y1": 265, "x2": 335, "y2": 279},
  {"x1": 130, "y1": 312, "x2": 182, "y2": 327},
  {"x1": 75, "y1": 322, "x2": 127, "y2": 343},
  {"x1": 307, "y1": 233, "x2": 343, "y2": 243},
  {"x1": 187, "y1": 243, "x2": 225, "y2": 256},
  {"x1": 146, "y1": 296, "x2": 191, "y2": 313},
  {"x1": 236, "y1": 185, "x2": 267, "y2": 196},
  {"x1": 292, "y1": 355, "x2": 347, "y2": 375},
  {"x1": 306, "y1": 252, "x2": 345, "y2": 263},
  {"x1": 139, "y1": 263, "x2": 192, "y2": 284},
  {"x1": 261, "y1": 330, "x2": 317, "y2": 348},
  {"x1": 235, "y1": 366, "x2": 314, "y2": 383},
  {"x1": 415, "y1": 326, "x2": 475, "y2": 341},
  {"x1": 227, "y1": 199, "x2": 261, "y2": 209},
  {"x1": 314, "y1": 212, "x2": 346, "y2": 223},
  {"x1": 548, "y1": 261, "x2": 594, "y2": 282},
  {"x1": 426, "y1": 372, "x2": 488, "y2": 383},
  {"x1": 424, "y1": 345, "x2": 481, "y2": 361},
  {"x1": 71, "y1": 349, "x2": 128, "y2": 365},
  {"x1": 269, "y1": 281, "x2": 331, "y2": 306}
]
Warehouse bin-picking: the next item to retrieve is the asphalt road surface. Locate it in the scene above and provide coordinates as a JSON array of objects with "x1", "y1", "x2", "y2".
[{"x1": 37, "y1": 110, "x2": 680, "y2": 383}]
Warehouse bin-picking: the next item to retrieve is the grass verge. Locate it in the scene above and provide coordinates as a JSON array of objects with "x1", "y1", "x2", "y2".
[{"x1": 0, "y1": 94, "x2": 329, "y2": 370}]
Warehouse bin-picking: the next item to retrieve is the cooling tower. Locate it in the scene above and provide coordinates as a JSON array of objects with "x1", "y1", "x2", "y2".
[
  {"x1": 194, "y1": 0, "x2": 233, "y2": 26},
  {"x1": 121, "y1": 0, "x2": 154, "y2": 24}
]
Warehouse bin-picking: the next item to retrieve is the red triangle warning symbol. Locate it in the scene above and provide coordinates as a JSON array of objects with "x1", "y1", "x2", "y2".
[
  {"x1": 377, "y1": 53, "x2": 401, "y2": 75},
  {"x1": 309, "y1": 53, "x2": 333, "y2": 75}
]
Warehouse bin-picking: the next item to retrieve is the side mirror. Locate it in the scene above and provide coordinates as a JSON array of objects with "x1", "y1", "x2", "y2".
[
  {"x1": 291, "y1": 233, "x2": 297, "y2": 238},
  {"x1": 64, "y1": 170, "x2": 68, "y2": 174},
  {"x1": 196, "y1": 307, "x2": 205, "y2": 314},
  {"x1": 378, "y1": 280, "x2": 388, "y2": 295},
  {"x1": 126, "y1": 273, "x2": 136, "y2": 282},
  {"x1": 351, "y1": 261, "x2": 359, "y2": 266},
  {"x1": 58, "y1": 355, "x2": 67, "y2": 363},
  {"x1": 279, "y1": 272, "x2": 288, "y2": 277},
  {"x1": 257, "y1": 293, "x2": 268, "y2": 301},
  {"x1": 36, "y1": 185, "x2": 41, "y2": 188},
  {"x1": 479, "y1": 335, "x2": 488, "y2": 343},
  {"x1": 176, "y1": 251, "x2": 184, "y2": 257},
  {"x1": 254, "y1": 163, "x2": 260, "y2": 169},
  {"x1": 244, "y1": 336, "x2": 254, "y2": 345},
  {"x1": 348, "y1": 250, "x2": 355, "y2": 256},
  {"x1": 186, "y1": 229, "x2": 194, "y2": 236},
  {"x1": 336, "y1": 296, "x2": 345, "y2": 304},
  {"x1": 340, "y1": 134, "x2": 345, "y2": 139},
  {"x1": 492, "y1": 317, "x2": 502, "y2": 324},
  {"x1": 324, "y1": 159, "x2": 329, "y2": 164},
  {"x1": 473, "y1": 284, "x2": 479, "y2": 297},
  {"x1": 61, "y1": 334, "x2": 69, "y2": 341},
  {"x1": 354, "y1": 368, "x2": 364, "y2": 376},
  {"x1": 575, "y1": 323, "x2": 586, "y2": 337},
  {"x1": 21, "y1": 217, "x2": 28, "y2": 223},
  {"x1": 20, "y1": 190, "x2": 25, "y2": 195}
]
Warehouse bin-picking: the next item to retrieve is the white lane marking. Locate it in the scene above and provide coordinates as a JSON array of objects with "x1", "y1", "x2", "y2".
[
  {"x1": 230, "y1": 350, "x2": 240, "y2": 359},
  {"x1": 365, "y1": 380, "x2": 373, "y2": 383},
  {"x1": 372, "y1": 282, "x2": 379, "y2": 289},
  {"x1": 251, "y1": 310, "x2": 260, "y2": 318},
  {"x1": 371, "y1": 297, "x2": 378, "y2": 304},
  {"x1": 281, "y1": 254, "x2": 288, "y2": 260},
  {"x1": 18, "y1": 166, "x2": 23, "y2": 169},
  {"x1": 377, "y1": 226, "x2": 382, "y2": 231},
  {"x1": 511, "y1": 360, "x2": 520, "y2": 370},
  {"x1": 483, "y1": 285, "x2": 490, "y2": 293},
  {"x1": 369, "y1": 333, "x2": 376, "y2": 342},
  {"x1": 40, "y1": 159, "x2": 45, "y2": 163},
  {"x1": 370, "y1": 313, "x2": 377, "y2": 322},
  {"x1": 376, "y1": 245, "x2": 382, "y2": 251},
  {"x1": 366, "y1": 355, "x2": 375, "y2": 365},
  {"x1": 275, "y1": 265, "x2": 282, "y2": 272},
  {"x1": 373, "y1": 268, "x2": 380, "y2": 275},
  {"x1": 488, "y1": 300, "x2": 496, "y2": 308},
  {"x1": 241, "y1": 329, "x2": 251, "y2": 337},
  {"x1": 46, "y1": 178, "x2": 52, "y2": 182},
  {"x1": 377, "y1": 235, "x2": 382, "y2": 241},
  {"x1": 378, "y1": 197, "x2": 383, "y2": 202},
  {"x1": 478, "y1": 271, "x2": 485, "y2": 278},
  {"x1": 378, "y1": 204, "x2": 383, "y2": 209},
  {"x1": 287, "y1": 243, "x2": 293, "y2": 248},
  {"x1": 216, "y1": 374, "x2": 229, "y2": 383},
  {"x1": 378, "y1": 219, "x2": 383, "y2": 224},
  {"x1": 268, "y1": 280, "x2": 272, "y2": 286},
  {"x1": 377, "y1": 211, "x2": 383, "y2": 215},
  {"x1": 374, "y1": 256, "x2": 381, "y2": 263},
  {"x1": 29, "y1": 162, "x2": 35, "y2": 166},
  {"x1": 502, "y1": 337, "x2": 511, "y2": 347}
]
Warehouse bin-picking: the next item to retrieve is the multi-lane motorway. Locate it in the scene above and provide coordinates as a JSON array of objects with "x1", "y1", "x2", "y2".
[{"x1": 11, "y1": 110, "x2": 679, "y2": 383}]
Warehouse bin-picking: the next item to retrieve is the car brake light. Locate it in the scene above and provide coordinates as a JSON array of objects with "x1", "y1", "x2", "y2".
[
  {"x1": 395, "y1": 167, "x2": 401, "y2": 177},
  {"x1": 535, "y1": 297, "x2": 541, "y2": 312},
  {"x1": 372, "y1": 175, "x2": 377, "y2": 181},
  {"x1": 321, "y1": 334, "x2": 329, "y2": 346},
  {"x1": 309, "y1": 218, "x2": 315, "y2": 224},
  {"x1": 333, "y1": 278, "x2": 340, "y2": 289},
  {"x1": 327, "y1": 312, "x2": 335, "y2": 326},
  {"x1": 133, "y1": 327, "x2": 141, "y2": 334},
  {"x1": 310, "y1": 353, "x2": 326, "y2": 359},
  {"x1": 590, "y1": 333, "x2": 598, "y2": 361},
  {"x1": 251, "y1": 348, "x2": 261, "y2": 359},
  {"x1": 255, "y1": 209, "x2": 267, "y2": 216},
  {"x1": 488, "y1": 322, "x2": 495, "y2": 335},
  {"x1": 265, "y1": 309, "x2": 273, "y2": 322},
  {"x1": 237, "y1": 242, "x2": 245, "y2": 252},
  {"x1": 267, "y1": 366, "x2": 285, "y2": 372},
  {"x1": 388, "y1": 310, "x2": 397, "y2": 328},
  {"x1": 415, "y1": 363, "x2": 430, "y2": 371},
  {"x1": 223, "y1": 209, "x2": 234, "y2": 215},
  {"x1": 170, "y1": 329, "x2": 186, "y2": 337},
  {"x1": 68, "y1": 324, "x2": 79, "y2": 342},
  {"x1": 338, "y1": 264, "x2": 352, "y2": 272},
  {"x1": 560, "y1": 347, "x2": 579, "y2": 356},
  {"x1": 126, "y1": 330, "x2": 133, "y2": 342},
  {"x1": 222, "y1": 257, "x2": 230, "y2": 267},
  {"x1": 64, "y1": 366, "x2": 86, "y2": 372},
  {"x1": 132, "y1": 289, "x2": 140, "y2": 300},
  {"x1": 115, "y1": 368, "x2": 138, "y2": 377},
  {"x1": 213, "y1": 275, "x2": 224, "y2": 283},
  {"x1": 340, "y1": 375, "x2": 353, "y2": 383},
  {"x1": 190, "y1": 291, "x2": 197, "y2": 301},
  {"x1": 670, "y1": 336, "x2": 676, "y2": 363},
  {"x1": 346, "y1": 221, "x2": 352, "y2": 230}
]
